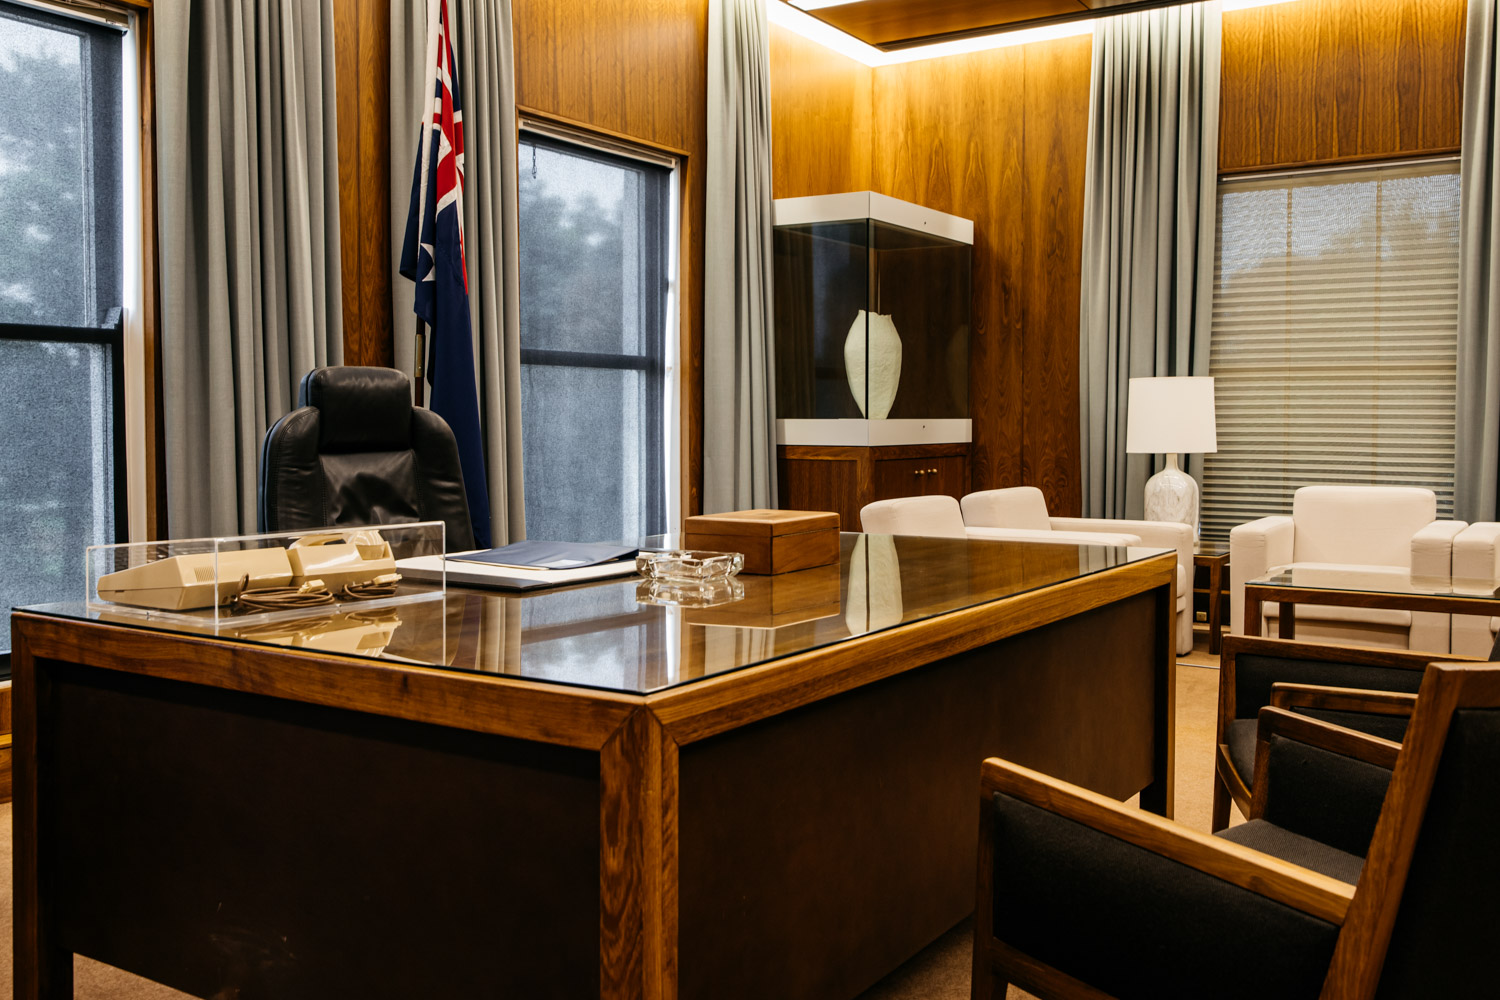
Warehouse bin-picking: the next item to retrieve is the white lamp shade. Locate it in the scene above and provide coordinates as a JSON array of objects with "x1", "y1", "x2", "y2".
[{"x1": 1125, "y1": 376, "x2": 1218, "y2": 454}]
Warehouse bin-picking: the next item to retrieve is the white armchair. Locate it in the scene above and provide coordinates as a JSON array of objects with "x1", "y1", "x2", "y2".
[
  {"x1": 960, "y1": 487, "x2": 1194, "y2": 655},
  {"x1": 1229, "y1": 485, "x2": 1464, "y2": 653},
  {"x1": 1451, "y1": 522, "x2": 1500, "y2": 657}
]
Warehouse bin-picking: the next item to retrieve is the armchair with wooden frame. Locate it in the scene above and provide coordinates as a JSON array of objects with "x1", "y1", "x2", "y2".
[
  {"x1": 974, "y1": 661, "x2": 1500, "y2": 999},
  {"x1": 1210, "y1": 634, "x2": 1480, "y2": 832}
]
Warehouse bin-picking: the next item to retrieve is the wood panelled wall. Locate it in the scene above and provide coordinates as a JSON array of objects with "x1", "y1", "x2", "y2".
[
  {"x1": 771, "y1": 26, "x2": 1092, "y2": 513},
  {"x1": 333, "y1": 1, "x2": 392, "y2": 369},
  {"x1": 771, "y1": 0, "x2": 1465, "y2": 516},
  {"x1": 1221, "y1": 0, "x2": 1464, "y2": 172}
]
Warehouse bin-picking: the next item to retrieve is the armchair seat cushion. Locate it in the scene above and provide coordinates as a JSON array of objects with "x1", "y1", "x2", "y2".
[{"x1": 1215, "y1": 820, "x2": 1364, "y2": 884}]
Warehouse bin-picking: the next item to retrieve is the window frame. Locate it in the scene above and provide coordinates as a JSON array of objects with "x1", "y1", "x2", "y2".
[
  {"x1": 1201, "y1": 154, "x2": 1462, "y2": 541},
  {"x1": 515, "y1": 118, "x2": 683, "y2": 540}
]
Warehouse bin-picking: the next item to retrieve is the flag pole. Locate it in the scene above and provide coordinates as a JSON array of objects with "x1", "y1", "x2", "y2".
[{"x1": 414, "y1": 318, "x2": 427, "y2": 407}]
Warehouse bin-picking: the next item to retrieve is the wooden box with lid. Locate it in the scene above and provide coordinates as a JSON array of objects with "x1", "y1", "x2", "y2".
[{"x1": 682, "y1": 509, "x2": 840, "y2": 575}]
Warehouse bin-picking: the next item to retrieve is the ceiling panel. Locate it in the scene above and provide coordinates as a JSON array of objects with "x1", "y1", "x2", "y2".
[{"x1": 799, "y1": 0, "x2": 1196, "y2": 50}]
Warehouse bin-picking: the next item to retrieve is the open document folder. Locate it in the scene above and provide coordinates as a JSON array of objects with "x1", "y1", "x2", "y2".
[{"x1": 396, "y1": 540, "x2": 642, "y2": 591}]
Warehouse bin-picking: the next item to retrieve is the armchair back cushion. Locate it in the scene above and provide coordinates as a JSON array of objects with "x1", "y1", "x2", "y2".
[
  {"x1": 960, "y1": 487, "x2": 1052, "y2": 531},
  {"x1": 1290, "y1": 486, "x2": 1436, "y2": 567},
  {"x1": 858, "y1": 495, "x2": 967, "y2": 538}
]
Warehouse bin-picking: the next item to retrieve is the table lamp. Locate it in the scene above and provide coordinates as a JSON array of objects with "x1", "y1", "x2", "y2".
[{"x1": 1125, "y1": 376, "x2": 1217, "y2": 536}]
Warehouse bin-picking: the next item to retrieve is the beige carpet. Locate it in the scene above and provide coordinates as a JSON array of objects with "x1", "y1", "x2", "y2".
[{"x1": 0, "y1": 637, "x2": 1232, "y2": 999}]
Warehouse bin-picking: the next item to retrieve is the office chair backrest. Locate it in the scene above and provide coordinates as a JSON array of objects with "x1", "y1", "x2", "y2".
[{"x1": 259, "y1": 366, "x2": 476, "y2": 551}]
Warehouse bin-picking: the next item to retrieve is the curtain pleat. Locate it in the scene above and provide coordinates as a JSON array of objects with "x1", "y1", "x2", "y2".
[
  {"x1": 390, "y1": 0, "x2": 526, "y2": 543},
  {"x1": 156, "y1": 0, "x2": 343, "y2": 536},
  {"x1": 703, "y1": 0, "x2": 777, "y2": 515},
  {"x1": 1079, "y1": 2, "x2": 1220, "y2": 519},
  {"x1": 1457, "y1": 0, "x2": 1500, "y2": 523}
]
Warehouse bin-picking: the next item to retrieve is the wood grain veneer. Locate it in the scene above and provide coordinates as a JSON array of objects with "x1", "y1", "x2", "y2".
[
  {"x1": 10, "y1": 613, "x2": 639, "y2": 751},
  {"x1": 769, "y1": 24, "x2": 873, "y2": 198},
  {"x1": 332, "y1": 0, "x2": 393, "y2": 368},
  {"x1": 1220, "y1": 0, "x2": 1465, "y2": 173}
]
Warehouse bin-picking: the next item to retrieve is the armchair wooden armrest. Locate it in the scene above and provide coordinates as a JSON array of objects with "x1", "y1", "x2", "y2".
[
  {"x1": 1248, "y1": 706, "x2": 1402, "y2": 837},
  {"x1": 976, "y1": 757, "x2": 1353, "y2": 1000},
  {"x1": 1268, "y1": 683, "x2": 1419, "y2": 719},
  {"x1": 980, "y1": 757, "x2": 1353, "y2": 920}
]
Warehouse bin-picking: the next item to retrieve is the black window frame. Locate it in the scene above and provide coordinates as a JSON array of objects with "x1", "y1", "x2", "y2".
[
  {"x1": 516, "y1": 129, "x2": 674, "y2": 539},
  {"x1": 0, "y1": 0, "x2": 130, "y2": 672}
]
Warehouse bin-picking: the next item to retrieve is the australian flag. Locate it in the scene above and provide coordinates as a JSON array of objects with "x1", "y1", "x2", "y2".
[{"x1": 399, "y1": 0, "x2": 492, "y2": 549}]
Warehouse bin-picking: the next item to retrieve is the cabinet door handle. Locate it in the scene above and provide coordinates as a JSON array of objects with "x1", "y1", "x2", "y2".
[{"x1": 913, "y1": 469, "x2": 926, "y2": 477}]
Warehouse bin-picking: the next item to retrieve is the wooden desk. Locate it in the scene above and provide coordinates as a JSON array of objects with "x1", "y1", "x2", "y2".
[{"x1": 12, "y1": 535, "x2": 1175, "y2": 1000}]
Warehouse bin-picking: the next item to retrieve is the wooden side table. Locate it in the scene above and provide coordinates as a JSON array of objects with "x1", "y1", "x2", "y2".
[{"x1": 1194, "y1": 541, "x2": 1231, "y2": 655}]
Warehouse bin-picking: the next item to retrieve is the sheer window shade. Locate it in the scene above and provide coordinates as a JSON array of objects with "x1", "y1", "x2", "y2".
[{"x1": 1200, "y1": 159, "x2": 1461, "y2": 542}]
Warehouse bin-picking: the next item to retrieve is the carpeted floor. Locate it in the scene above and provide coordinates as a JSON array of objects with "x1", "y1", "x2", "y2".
[{"x1": 0, "y1": 636, "x2": 1232, "y2": 999}]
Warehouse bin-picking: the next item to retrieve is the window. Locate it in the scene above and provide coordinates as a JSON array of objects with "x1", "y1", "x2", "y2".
[
  {"x1": 0, "y1": 2, "x2": 127, "y2": 660},
  {"x1": 1200, "y1": 159, "x2": 1461, "y2": 542},
  {"x1": 517, "y1": 130, "x2": 676, "y2": 544}
]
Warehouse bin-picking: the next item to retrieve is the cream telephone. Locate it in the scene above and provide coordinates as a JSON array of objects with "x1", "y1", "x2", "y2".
[{"x1": 96, "y1": 529, "x2": 401, "y2": 612}]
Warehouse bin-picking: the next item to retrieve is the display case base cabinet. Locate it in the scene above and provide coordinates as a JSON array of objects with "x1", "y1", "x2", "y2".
[
  {"x1": 778, "y1": 443, "x2": 971, "y2": 531},
  {"x1": 11, "y1": 557, "x2": 1171, "y2": 1000}
]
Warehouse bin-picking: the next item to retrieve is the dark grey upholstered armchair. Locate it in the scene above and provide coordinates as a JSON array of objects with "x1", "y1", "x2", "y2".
[
  {"x1": 973, "y1": 661, "x2": 1500, "y2": 1000},
  {"x1": 258, "y1": 366, "x2": 475, "y2": 551},
  {"x1": 1212, "y1": 634, "x2": 1482, "y2": 832}
]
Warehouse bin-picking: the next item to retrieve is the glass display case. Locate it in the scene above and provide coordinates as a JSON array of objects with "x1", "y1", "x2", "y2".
[{"x1": 773, "y1": 191, "x2": 973, "y2": 447}]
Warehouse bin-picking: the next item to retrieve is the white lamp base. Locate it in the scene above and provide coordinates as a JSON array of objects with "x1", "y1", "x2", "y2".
[{"x1": 1144, "y1": 453, "x2": 1200, "y2": 538}]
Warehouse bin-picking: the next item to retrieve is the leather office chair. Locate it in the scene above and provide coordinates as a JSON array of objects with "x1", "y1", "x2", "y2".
[
  {"x1": 975, "y1": 660, "x2": 1500, "y2": 1000},
  {"x1": 259, "y1": 366, "x2": 476, "y2": 551},
  {"x1": 962, "y1": 486, "x2": 1194, "y2": 655}
]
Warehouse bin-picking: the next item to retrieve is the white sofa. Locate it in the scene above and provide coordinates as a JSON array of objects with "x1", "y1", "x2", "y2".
[
  {"x1": 1229, "y1": 485, "x2": 1464, "y2": 653},
  {"x1": 1451, "y1": 522, "x2": 1500, "y2": 658},
  {"x1": 960, "y1": 487, "x2": 1194, "y2": 655}
]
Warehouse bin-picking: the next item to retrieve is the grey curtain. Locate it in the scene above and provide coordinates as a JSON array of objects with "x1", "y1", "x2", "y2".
[
  {"x1": 391, "y1": 0, "x2": 526, "y2": 542},
  {"x1": 1458, "y1": 0, "x2": 1500, "y2": 523},
  {"x1": 156, "y1": 0, "x2": 343, "y2": 536},
  {"x1": 1079, "y1": 1, "x2": 1221, "y2": 519},
  {"x1": 703, "y1": 0, "x2": 777, "y2": 515}
]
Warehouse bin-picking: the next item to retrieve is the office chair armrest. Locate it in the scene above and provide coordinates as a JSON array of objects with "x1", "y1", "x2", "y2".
[
  {"x1": 980, "y1": 757, "x2": 1353, "y2": 923},
  {"x1": 1269, "y1": 683, "x2": 1419, "y2": 719}
]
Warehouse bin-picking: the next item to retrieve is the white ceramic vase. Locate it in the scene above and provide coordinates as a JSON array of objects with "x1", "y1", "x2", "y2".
[{"x1": 844, "y1": 310, "x2": 903, "y2": 419}]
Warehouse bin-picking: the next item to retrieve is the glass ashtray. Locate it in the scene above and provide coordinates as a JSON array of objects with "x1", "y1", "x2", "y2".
[
  {"x1": 636, "y1": 577, "x2": 745, "y2": 609},
  {"x1": 636, "y1": 549, "x2": 744, "y2": 582}
]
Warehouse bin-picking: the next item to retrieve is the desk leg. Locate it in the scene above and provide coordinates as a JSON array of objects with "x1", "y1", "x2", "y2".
[
  {"x1": 600, "y1": 709, "x2": 678, "y2": 1000},
  {"x1": 11, "y1": 634, "x2": 73, "y2": 999},
  {"x1": 1245, "y1": 591, "x2": 1262, "y2": 639},
  {"x1": 1278, "y1": 602, "x2": 1297, "y2": 640},
  {"x1": 1137, "y1": 580, "x2": 1176, "y2": 819},
  {"x1": 1208, "y1": 560, "x2": 1225, "y2": 655}
]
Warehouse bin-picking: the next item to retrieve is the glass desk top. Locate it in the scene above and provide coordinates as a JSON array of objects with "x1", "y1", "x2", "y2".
[
  {"x1": 22, "y1": 534, "x2": 1172, "y2": 697},
  {"x1": 1249, "y1": 563, "x2": 1500, "y2": 602}
]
